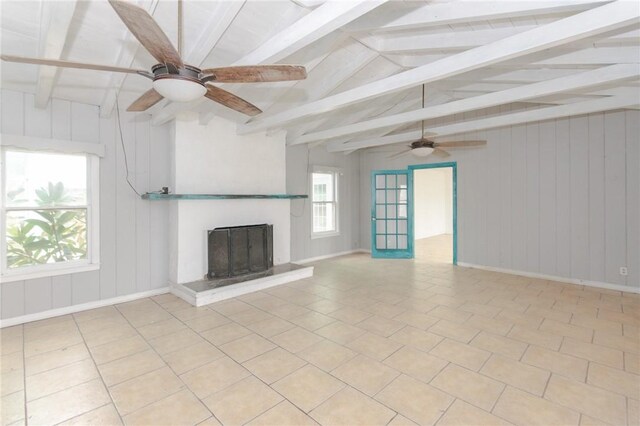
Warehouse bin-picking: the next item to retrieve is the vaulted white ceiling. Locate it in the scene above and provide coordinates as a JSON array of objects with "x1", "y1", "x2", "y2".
[{"x1": 1, "y1": 0, "x2": 639, "y2": 152}]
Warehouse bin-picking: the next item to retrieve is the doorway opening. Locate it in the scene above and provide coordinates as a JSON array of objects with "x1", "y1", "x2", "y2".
[{"x1": 410, "y1": 163, "x2": 456, "y2": 264}]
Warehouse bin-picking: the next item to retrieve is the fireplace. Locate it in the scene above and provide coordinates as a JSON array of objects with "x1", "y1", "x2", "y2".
[{"x1": 207, "y1": 224, "x2": 273, "y2": 279}]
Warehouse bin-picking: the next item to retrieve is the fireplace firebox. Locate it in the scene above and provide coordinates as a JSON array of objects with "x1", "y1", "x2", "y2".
[{"x1": 207, "y1": 224, "x2": 273, "y2": 279}]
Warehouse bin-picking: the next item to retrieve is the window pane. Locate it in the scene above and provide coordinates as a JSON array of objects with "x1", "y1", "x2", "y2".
[
  {"x1": 6, "y1": 209, "x2": 87, "y2": 269},
  {"x1": 386, "y1": 189, "x2": 396, "y2": 203},
  {"x1": 398, "y1": 189, "x2": 407, "y2": 203},
  {"x1": 313, "y1": 202, "x2": 335, "y2": 233},
  {"x1": 397, "y1": 175, "x2": 407, "y2": 187},
  {"x1": 312, "y1": 172, "x2": 333, "y2": 202},
  {"x1": 376, "y1": 235, "x2": 386, "y2": 249},
  {"x1": 375, "y1": 175, "x2": 385, "y2": 188},
  {"x1": 398, "y1": 220, "x2": 407, "y2": 234},
  {"x1": 376, "y1": 205, "x2": 386, "y2": 219},
  {"x1": 386, "y1": 205, "x2": 396, "y2": 219},
  {"x1": 398, "y1": 204, "x2": 407, "y2": 218},
  {"x1": 387, "y1": 235, "x2": 397, "y2": 249},
  {"x1": 376, "y1": 190, "x2": 386, "y2": 203},
  {"x1": 376, "y1": 220, "x2": 385, "y2": 234},
  {"x1": 5, "y1": 151, "x2": 87, "y2": 207},
  {"x1": 387, "y1": 220, "x2": 396, "y2": 234}
]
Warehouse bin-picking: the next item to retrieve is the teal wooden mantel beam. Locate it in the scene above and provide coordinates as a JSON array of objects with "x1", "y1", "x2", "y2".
[{"x1": 141, "y1": 193, "x2": 308, "y2": 200}]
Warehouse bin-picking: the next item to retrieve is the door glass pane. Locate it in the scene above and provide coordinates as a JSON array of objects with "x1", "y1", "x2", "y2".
[
  {"x1": 376, "y1": 175, "x2": 386, "y2": 188},
  {"x1": 376, "y1": 220, "x2": 385, "y2": 234},
  {"x1": 376, "y1": 190, "x2": 386, "y2": 203},
  {"x1": 386, "y1": 205, "x2": 396, "y2": 218},
  {"x1": 397, "y1": 174, "x2": 407, "y2": 187},
  {"x1": 398, "y1": 235, "x2": 407, "y2": 249},
  {"x1": 376, "y1": 205, "x2": 386, "y2": 218},
  {"x1": 398, "y1": 189, "x2": 407, "y2": 203},
  {"x1": 387, "y1": 220, "x2": 396, "y2": 234},
  {"x1": 386, "y1": 189, "x2": 396, "y2": 203},
  {"x1": 398, "y1": 205, "x2": 407, "y2": 218},
  {"x1": 376, "y1": 235, "x2": 386, "y2": 249},
  {"x1": 386, "y1": 175, "x2": 396, "y2": 188},
  {"x1": 387, "y1": 235, "x2": 397, "y2": 249},
  {"x1": 398, "y1": 220, "x2": 407, "y2": 234}
]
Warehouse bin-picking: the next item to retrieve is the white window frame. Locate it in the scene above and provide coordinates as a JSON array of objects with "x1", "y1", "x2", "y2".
[
  {"x1": 311, "y1": 165, "x2": 340, "y2": 239},
  {"x1": 0, "y1": 147, "x2": 100, "y2": 283}
]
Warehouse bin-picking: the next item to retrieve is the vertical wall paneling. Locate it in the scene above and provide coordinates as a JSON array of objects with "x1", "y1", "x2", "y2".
[
  {"x1": 115, "y1": 112, "x2": 138, "y2": 296},
  {"x1": 588, "y1": 114, "x2": 606, "y2": 281},
  {"x1": 485, "y1": 127, "x2": 502, "y2": 267},
  {"x1": 99, "y1": 116, "x2": 118, "y2": 299},
  {"x1": 0, "y1": 89, "x2": 172, "y2": 320},
  {"x1": 51, "y1": 275, "x2": 72, "y2": 309},
  {"x1": 498, "y1": 105, "x2": 512, "y2": 269},
  {"x1": 1, "y1": 90, "x2": 24, "y2": 135},
  {"x1": 625, "y1": 111, "x2": 639, "y2": 286},
  {"x1": 24, "y1": 277, "x2": 52, "y2": 314},
  {"x1": 51, "y1": 99, "x2": 72, "y2": 140},
  {"x1": 511, "y1": 123, "x2": 527, "y2": 271},
  {"x1": 135, "y1": 118, "x2": 151, "y2": 292},
  {"x1": 538, "y1": 121, "x2": 557, "y2": 276},
  {"x1": 1, "y1": 281, "x2": 25, "y2": 319},
  {"x1": 526, "y1": 122, "x2": 540, "y2": 273},
  {"x1": 71, "y1": 271, "x2": 100, "y2": 305},
  {"x1": 70, "y1": 102, "x2": 99, "y2": 143},
  {"x1": 604, "y1": 111, "x2": 627, "y2": 285},
  {"x1": 555, "y1": 118, "x2": 572, "y2": 278},
  {"x1": 24, "y1": 94, "x2": 52, "y2": 138},
  {"x1": 569, "y1": 116, "x2": 590, "y2": 279}
]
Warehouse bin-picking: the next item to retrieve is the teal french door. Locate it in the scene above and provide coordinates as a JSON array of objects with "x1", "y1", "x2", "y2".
[{"x1": 371, "y1": 170, "x2": 413, "y2": 258}]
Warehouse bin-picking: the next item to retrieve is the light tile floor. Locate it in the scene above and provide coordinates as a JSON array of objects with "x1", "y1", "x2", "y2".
[{"x1": 1, "y1": 236, "x2": 639, "y2": 426}]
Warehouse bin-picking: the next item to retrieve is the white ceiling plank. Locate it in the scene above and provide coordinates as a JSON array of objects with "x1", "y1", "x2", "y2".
[
  {"x1": 328, "y1": 94, "x2": 639, "y2": 152},
  {"x1": 34, "y1": 0, "x2": 79, "y2": 108},
  {"x1": 343, "y1": 0, "x2": 609, "y2": 33},
  {"x1": 150, "y1": 0, "x2": 387, "y2": 126},
  {"x1": 364, "y1": 25, "x2": 537, "y2": 54},
  {"x1": 238, "y1": 1, "x2": 640, "y2": 135},
  {"x1": 291, "y1": 64, "x2": 638, "y2": 144}
]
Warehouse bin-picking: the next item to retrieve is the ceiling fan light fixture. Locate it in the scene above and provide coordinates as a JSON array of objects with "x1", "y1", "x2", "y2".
[
  {"x1": 411, "y1": 147, "x2": 434, "y2": 157},
  {"x1": 152, "y1": 76, "x2": 206, "y2": 102}
]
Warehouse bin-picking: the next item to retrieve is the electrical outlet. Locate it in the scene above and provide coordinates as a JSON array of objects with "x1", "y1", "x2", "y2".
[{"x1": 620, "y1": 267, "x2": 628, "y2": 276}]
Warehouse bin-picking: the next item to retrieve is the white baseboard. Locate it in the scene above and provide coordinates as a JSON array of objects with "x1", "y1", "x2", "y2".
[
  {"x1": 0, "y1": 287, "x2": 170, "y2": 328},
  {"x1": 296, "y1": 249, "x2": 369, "y2": 264},
  {"x1": 457, "y1": 262, "x2": 639, "y2": 294}
]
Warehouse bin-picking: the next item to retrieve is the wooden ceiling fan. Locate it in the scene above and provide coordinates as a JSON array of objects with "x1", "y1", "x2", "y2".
[
  {"x1": 0, "y1": 0, "x2": 307, "y2": 116},
  {"x1": 390, "y1": 85, "x2": 486, "y2": 158}
]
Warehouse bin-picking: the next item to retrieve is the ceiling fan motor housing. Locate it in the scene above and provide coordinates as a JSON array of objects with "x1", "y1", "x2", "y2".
[{"x1": 151, "y1": 63, "x2": 207, "y2": 102}]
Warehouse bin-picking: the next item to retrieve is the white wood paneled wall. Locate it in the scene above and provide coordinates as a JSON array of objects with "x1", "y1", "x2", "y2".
[
  {"x1": 0, "y1": 89, "x2": 172, "y2": 319},
  {"x1": 360, "y1": 108, "x2": 639, "y2": 289},
  {"x1": 286, "y1": 145, "x2": 361, "y2": 262}
]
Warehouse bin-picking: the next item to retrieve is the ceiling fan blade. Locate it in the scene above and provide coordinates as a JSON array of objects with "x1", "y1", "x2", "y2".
[
  {"x1": 432, "y1": 148, "x2": 451, "y2": 157},
  {"x1": 109, "y1": 0, "x2": 183, "y2": 67},
  {"x1": 388, "y1": 149, "x2": 412, "y2": 159},
  {"x1": 434, "y1": 140, "x2": 487, "y2": 148},
  {"x1": 1, "y1": 55, "x2": 149, "y2": 75},
  {"x1": 201, "y1": 65, "x2": 307, "y2": 83},
  {"x1": 127, "y1": 89, "x2": 164, "y2": 112},
  {"x1": 204, "y1": 84, "x2": 262, "y2": 116}
]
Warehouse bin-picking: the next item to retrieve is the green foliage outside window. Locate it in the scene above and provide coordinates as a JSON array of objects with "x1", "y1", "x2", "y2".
[{"x1": 6, "y1": 182, "x2": 87, "y2": 268}]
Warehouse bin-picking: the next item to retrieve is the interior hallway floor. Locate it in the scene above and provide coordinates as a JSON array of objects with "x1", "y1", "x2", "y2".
[
  {"x1": 415, "y1": 234, "x2": 453, "y2": 264},
  {"x1": 1, "y1": 250, "x2": 639, "y2": 426}
]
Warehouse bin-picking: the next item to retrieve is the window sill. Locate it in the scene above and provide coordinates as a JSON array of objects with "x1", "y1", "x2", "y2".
[
  {"x1": 311, "y1": 231, "x2": 341, "y2": 240},
  {"x1": 1, "y1": 263, "x2": 100, "y2": 283}
]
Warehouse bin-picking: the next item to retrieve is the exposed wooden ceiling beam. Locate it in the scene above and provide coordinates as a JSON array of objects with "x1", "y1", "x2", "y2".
[
  {"x1": 343, "y1": 0, "x2": 609, "y2": 33},
  {"x1": 328, "y1": 93, "x2": 639, "y2": 152},
  {"x1": 34, "y1": 0, "x2": 79, "y2": 108},
  {"x1": 238, "y1": 1, "x2": 640, "y2": 135},
  {"x1": 151, "y1": 0, "x2": 387, "y2": 126},
  {"x1": 291, "y1": 64, "x2": 638, "y2": 144}
]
